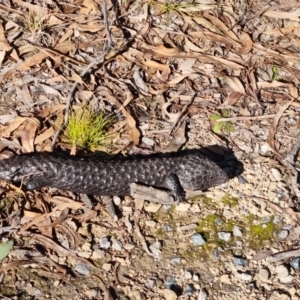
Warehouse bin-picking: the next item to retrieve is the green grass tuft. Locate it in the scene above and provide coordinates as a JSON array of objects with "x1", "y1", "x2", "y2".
[{"x1": 65, "y1": 107, "x2": 113, "y2": 152}]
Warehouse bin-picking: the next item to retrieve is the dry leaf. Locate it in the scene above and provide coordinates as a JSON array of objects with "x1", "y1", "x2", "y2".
[
  {"x1": 264, "y1": 10, "x2": 300, "y2": 21},
  {"x1": 0, "y1": 117, "x2": 29, "y2": 137},
  {"x1": 152, "y1": 44, "x2": 181, "y2": 57},
  {"x1": 168, "y1": 73, "x2": 199, "y2": 85},
  {"x1": 34, "y1": 127, "x2": 55, "y2": 145},
  {"x1": 265, "y1": 26, "x2": 299, "y2": 35},
  {"x1": 203, "y1": 13, "x2": 240, "y2": 42},
  {"x1": 0, "y1": 22, "x2": 19, "y2": 61},
  {"x1": 12, "y1": 0, "x2": 47, "y2": 14},
  {"x1": 124, "y1": 110, "x2": 140, "y2": 145},
  {"x1": 193, "y1": 16, "x2": 220, "y2": 33},
  {"x1": 4, "y1": 41, "x2": 74, "y2": 78},
  {"x1": 205, "y1": 55, "x2": 244, "y2": 70},
  {"x1": 162, "y1": 102, "x2": 181, "y2": 123},
  {"x1": 257, "y1": 81, "x2": 290, "y2": 88},
  {"x1": 78, "y1": 0, "x2": 98, "y2": 14},
  {"x1": 70, "y1": 21, "x2": 103, "y2": 33},
  {"x1": 189, "y1": 31, "x2": 241, "y2": 48},
  {"x1": 224, "y1": 91, "x2": 243, "y2": 106},
  {"x1": 237, "y1": 31, "x2": 253, "y2": 55},
  {"x1": 184, "y1": 37, "x2": 204, "y2": 53},
  {"x1": 21, "y1": 118, "x2": 40, "y2": 152},
  {"x1": 32, "y1": 234, "x2": 77, "y2": 257},
  {"x1": 268, "y1": 98, "x2": 294, "y2": 152},
  {"x1": 143, "y1": 60, "x2": 170, "y2": 72},
  {"x1": 223, "y1": 76, "x2": 245, "y2": 94}
]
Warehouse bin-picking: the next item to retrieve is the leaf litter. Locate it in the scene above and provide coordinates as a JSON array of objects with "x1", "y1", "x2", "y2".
[{"x1": 0, "y1": 0, "x2": 300, "y2": 299}]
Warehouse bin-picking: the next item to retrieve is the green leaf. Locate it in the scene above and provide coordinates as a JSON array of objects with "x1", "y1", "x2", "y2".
[
  {"x1": 213, "y1": 122, "x2": 223, "y2": 133},
  {"x1": 0, "y1": 240, "x2": 14, "y2": 261},
  {"x1": 210, "y1": 114, "x2": 221, "y2": 121},
  {"x1": 224, "y1": 123, "x2": 235, "y2": 133},
  {"x1": 222, "y1": 109, "x2": 229, "y2": 117}
]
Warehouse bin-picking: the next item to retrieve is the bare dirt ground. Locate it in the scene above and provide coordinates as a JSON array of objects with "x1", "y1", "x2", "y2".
[{"x1": 0, "y1": 0, "x2": 300, "y2": 299}]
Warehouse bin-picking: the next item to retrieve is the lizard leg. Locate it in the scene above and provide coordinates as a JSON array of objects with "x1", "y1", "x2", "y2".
[{"x1": 163, "y1": 174, "x2": 185, "y2": 202}]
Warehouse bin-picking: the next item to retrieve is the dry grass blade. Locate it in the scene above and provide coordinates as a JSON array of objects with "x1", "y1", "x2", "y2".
[
  {"x1": 268, "y1": 98, "x2": 295, "y2": 152},
  {"x1": 31, "y1": 234, "x2": 77, "y2": 257}
]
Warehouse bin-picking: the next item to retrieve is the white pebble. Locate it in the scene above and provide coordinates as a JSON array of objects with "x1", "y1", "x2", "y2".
[
  {"x1": 175, "y1": 203, "x2": 191, "y2": 211},
  {"x1": 233, "y1": 272, "x2": 252, "y2": 281},
  {"x1": 271, "y1": 168, "x2": 282, "y2": 181},
  {"x1": 218, "y1": 232, "x2": 231, "y2": 242},
  {"x1": 145, "y1": 220, "x2": 157, "y2": 227}
]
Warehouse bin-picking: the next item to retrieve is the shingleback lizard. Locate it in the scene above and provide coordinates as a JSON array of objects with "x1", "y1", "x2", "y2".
[{"x1": 0, "y1": 152, "x2": 229, "y2": 201}]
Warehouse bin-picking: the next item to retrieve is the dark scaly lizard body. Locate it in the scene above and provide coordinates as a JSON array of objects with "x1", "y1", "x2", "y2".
[{"x1": 0, "y1": 153, "x2": 228, "y2": 200}]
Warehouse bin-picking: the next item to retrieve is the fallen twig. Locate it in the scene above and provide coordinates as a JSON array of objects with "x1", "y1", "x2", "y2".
[{"x1": 268, "y1": 248, "x2": 300, "y2": 263}]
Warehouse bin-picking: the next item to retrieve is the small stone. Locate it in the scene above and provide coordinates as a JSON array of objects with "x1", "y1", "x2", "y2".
[
  {"x1": 220, "y1": 274, "x2": 231, "y2": 284},
  {"x1": 74, "y1": 262, "x2": 91, "y2": 275},
  {"x1": 183, "y1": 284, "x2": 195, "y2": 296},
  {"x1": 276, "y1": 265, "x2": 289, "y2": 277},
  {"x1": 99, "y1": 237, "x2": 111, "y2": 249},
  {"x1": 144, "y1": 203, "x2": 162, "y2": 213},
  {"x1": 193, "y1": 274, "x2": 199, "y2": 281},
  {"x1": 92, "y1": 249, "x2": 105, "y2": 260},
  {"x1": 111, "y1": 239, "x2": 122, "y2": 251},
  {"x1": 215, "y1": 218, "x2": 223, "y2": 226},
  {"x1": 123, "y1": 243, "x2": 135, "y2": 250},
  {"x1": 232, "y1": 256, "x2": 248, "y2": 266},
  {"x1": 85, "y1": 289, "x2": 98, "y2": 298},
  {"x1": 149, "y1": 241, "x2": 161, "y2": 260},
  {"x1": 280, "y1": 275, "x2": 294, "y2": 284},
  {"x1": 145, "y1": 220, "x2": 157, "y2": 227},
  {"x1": 271, "y1": 168, "x2": 282, "y2": 181},
  {"x1": 218, "y1": 232, "x2": 231, "y2": 242},
  {"x1": 276, "y1": 265, "x2": 294, "y2": 283},
  {"x1": 165, "y1": 277, "x2": 176, "y2": 289},
  {"x1": 163, "y1": 225, "x2": 174, "y2": 232},
  {"x1": 259, "y1": 268, "x2": 270, "y2": 282},
  {"x1": 238, "y1": 175, "x2": 248, "y2": 184},
  {"x1": 184, "y1": 270, "x2": 192, "y2": 280},
  {"x1": 170, "y1": 258, "x2": 181, "y2": 265},
  {"x1": 145, "y1": 278, "x2": 156, "y2": 289},
  {"x1": 233, "y1": 271, "x2": 252, "y2": 281},
  {"x1": 261, "y1": 216, "x2": 271, "y2": 223},
  {"x1": 269, "y1": 291, "x2": 291, "y2": 300},
  {"x1": 175, "y1": 203, "x2": 191, "y2": 212},
  {"x1": 53, "y1": 280, "x2": 60, "y2": 287},
  {"x1": 233, "y1": 226, "x2": 243, "y2": 237},
  {"x1": 222, "y1": 209, "x2": 232, "y2": 218},
  {"x1": 273, "y1": 216, "x2": 282, "y2": 224},
  {"x1": 260, "y1": 143, "x2": 273, "y2": 155},
  {"x1": 191, "y1": 204, "x2": 200, "y2": 213},
  {"x1": 81, "y1": 242, "x2": 91, "y2": 251},
  {"x1": 211, "y1": 249, "x2": 220, "y2": 259},
  {"x1": 102, "y1": 263, "x2": 112, "y2": 272},
  {"x1": 142, "y1": 137, "x2": 155, "y2": 147},
  {"x1": 290, "y1": 258, "x2": 300, "y2": 270},
  {"x1": 77, "y1": 251, "x2": 91, "y2": 258},
  {"x1": 198, "y1": 288, "x2": 208, "y2": 300},
  {"x1": 235, "y1": 240, "x2": 243, "y2": 248},
  {"x1": 191, "y1": 233, "x2": 206, "y2": 246},
  {"x1": 278, "y1": 230, "x2": 289, "y2": 240},
  {"x1": 34, "y1": 289, "x2": 41, "y2": 296},
  {"x1": 160, "y1": 289, "x2": 177, "y2": 300},
  {"x1": 113, "y1": 196, "x2": 121, "y2": 205}
]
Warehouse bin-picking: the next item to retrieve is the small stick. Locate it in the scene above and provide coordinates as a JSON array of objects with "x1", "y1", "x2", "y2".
[
  {"x1": 268, "y1": 248, "x2": 300, "y2": 263},
  {"x1": 130, "y1": 183, "x2": 176, "y2": 204}
]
